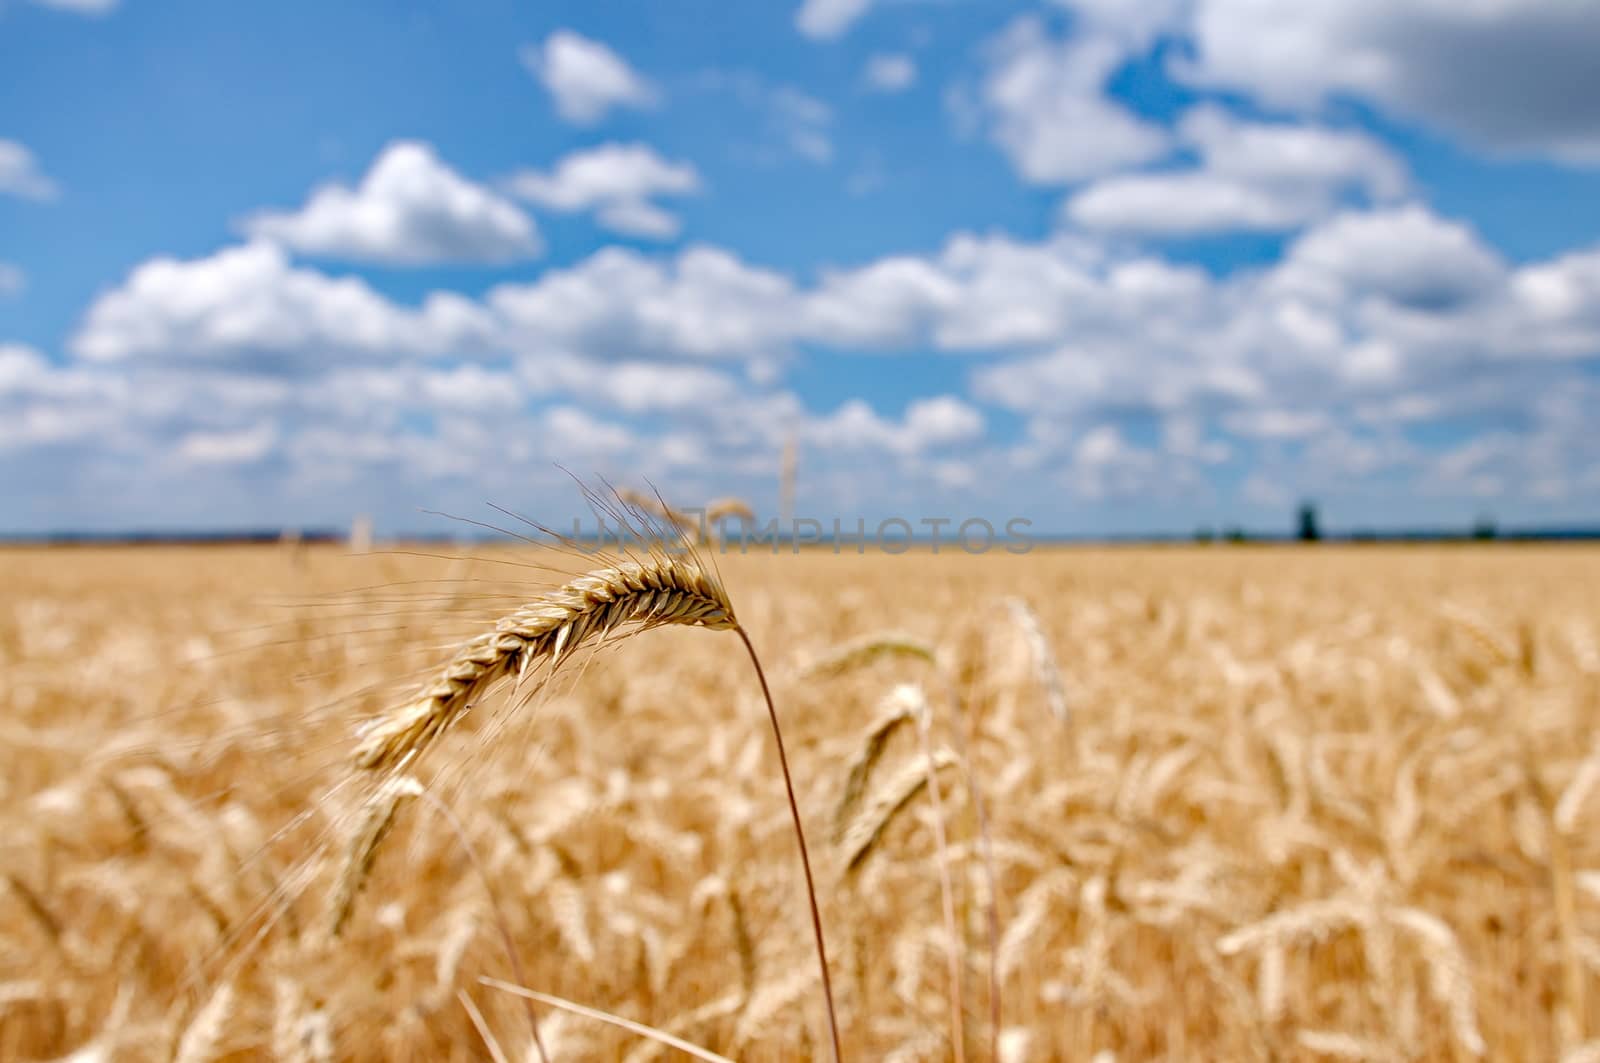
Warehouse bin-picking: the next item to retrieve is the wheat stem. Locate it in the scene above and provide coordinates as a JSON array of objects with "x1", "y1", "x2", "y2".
[
  {"x1": 907, "y1": 687, "x2": 967, "y2": 1063},
  {"x1": 738, "y1": 625, "x2": 843, "y2": 1063}
]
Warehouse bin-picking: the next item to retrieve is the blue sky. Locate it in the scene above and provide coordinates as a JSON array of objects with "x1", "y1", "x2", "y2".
[{"x1": 3, "y1": 0, "x2": 1599, "y2": 536}]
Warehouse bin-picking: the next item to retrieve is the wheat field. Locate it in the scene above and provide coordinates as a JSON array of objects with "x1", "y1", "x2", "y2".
[{"x1": 3, "y1": 541, "x2": 1599, "y2": 1061}]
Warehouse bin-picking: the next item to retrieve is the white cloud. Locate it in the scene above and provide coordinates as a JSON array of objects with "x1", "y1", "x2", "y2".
[
  {"x1": 505, "y1": 143, "x2": 701, "y2": 240},
  {"x1": 544, "y1": 405, "x2": 637, "y2": 457},
  {"x1": 1066, "y1": 105, "x2": 1409, "y2": 235},
  {"x1": 241, "y1": 141, "x2": 539, "y2": 265},
  {"x1": 904, "y1": 395, "x2": 985, "y2": 447},
  {"x1": 26, "y1": 0, "x2": 117, "y2": 15},
  {"x1": 13, "y1": 184, "x2": 1600, "y2": 528},
  {"x1": 0, "y1": 343, "x2": 50, "y2": 393},
  {"x1": 521, "y1": 30, "x2": 656, "y2": 125},
  {"x1": 1223, "y1": 408, "x2": 1331, "y2": 440},
  {"x1": 795, "y1": 0, "x2": 877, "y2": 40},
  {"x1": 1275, "y1": 205, "x2": 1504, "y2": 311},
  {"x1": 979, "y1": 16, "x2": 1170, "y2": 184},
  {"x1": 804, "y1": 232, "x2": 1125, "y2": 351},
  {"x1": 177, "y1": 422, "x2": 278, "y2": 465},
  {"x1": 592, "y1": 200, "x2": 681, "y2": 240},
  {"x1": 773, "y1": 87, "x2": 834, "y2": 164},
  {"x1": 490, "y1": 244, "x2": 798, "y2": 363},
  {"x1": 0, "y1": 263, "x2": 22, "y2": 297},
  {"x1": 0, "y1": 140, "x2": 59, "y2": 201},
  {"x1": 1053, "y1": 0, "x2": 1186, "y2": 48},
  {"x1": 527, "y1": 359, "x2": 741, "y2": 414},
  {"x1": 1180, "y1": 0, "x2": 1600, "y2": 163},
  {"x1": 71, "y1": 241, "x2": 493, "y2": 364},
  {"x1": 805, "y1": 395, "x2": 985, "y2": 456},
  {"x1": 864, "y1": 53, "x2": 916, "y2": 93}
]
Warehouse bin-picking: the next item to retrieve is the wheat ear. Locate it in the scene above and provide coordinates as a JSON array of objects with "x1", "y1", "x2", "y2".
[
  {"x1": 799, "y1": 632, "x2": 939, "y2": 682},
  {"x1": 353, "y1": 558, "x2": 736, "y2": 772},
  {"x1": 327, "y1": 775, "x2": 422, "y2": 938},
  {"x1": 1004, "y1": 598, "x2": 1069, "y2": 724},
  {"x1": 834, "y1": 694, "x2": 919, "y2": 841},
  {"x1": 841, "y1": 749, "x2": 960, "y2": 874}
]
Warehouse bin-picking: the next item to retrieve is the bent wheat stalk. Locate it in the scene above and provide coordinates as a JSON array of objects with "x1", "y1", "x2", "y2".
[
  {"x1": 353, "y1": 558, "x2": 735, "y2": 772},
  {"x1": 345, "y1": 551, "x2": 843, "y2": 1062}
]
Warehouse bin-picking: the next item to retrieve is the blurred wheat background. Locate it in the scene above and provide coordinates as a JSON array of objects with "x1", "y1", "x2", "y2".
[{"x1": 3, "y1": 542, "x2": 1598, "y2": 1061}]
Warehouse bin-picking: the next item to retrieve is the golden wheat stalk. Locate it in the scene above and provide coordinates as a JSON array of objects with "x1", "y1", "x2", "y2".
[
  {"x1": 1004, "y1": 598, "x2": 1069, "y2": 724},
  {"x1": 834, "y1": 694, "x2": 919, "y2": 841},
  {"x1": 841, "y1": 749, "x2": 960, "y2": 874},
  {"x1": 326, "y1": 775, "x2": 423, "y2": 938},
  {"x1": 344, "y1": 542, "x2": 842, "y2": 1062},
  {"x1": 898, "y1": 683, "x2": 968, "y2": 1063},
  {"x1": 352, "y1": 558, "x2": 735, "y2": 772},
  {"x1": 799, "y1": 632, "x2": 938, "y2": 683}
]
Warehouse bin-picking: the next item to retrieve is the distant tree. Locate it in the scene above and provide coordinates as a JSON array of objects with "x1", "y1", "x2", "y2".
[
  {"x1": 1297, "y1": 501, "x2": 1321, "y2": 542},
  {"x1": 1194, "y1": 525, "x2": 1215, "y2": 544},
  {"x1": 1223, "y1": 525, "x2": 1248, "y2": 544}
]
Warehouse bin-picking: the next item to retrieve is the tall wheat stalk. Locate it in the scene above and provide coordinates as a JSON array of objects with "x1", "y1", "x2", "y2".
[{"x1": 340, "y1": 534, "x2": 843, "y2": 1061}]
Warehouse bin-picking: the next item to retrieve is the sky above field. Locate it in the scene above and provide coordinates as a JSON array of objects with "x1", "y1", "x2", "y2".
[{"x1": 3, "y1": 0, "x2": 1599, "y2": 537}]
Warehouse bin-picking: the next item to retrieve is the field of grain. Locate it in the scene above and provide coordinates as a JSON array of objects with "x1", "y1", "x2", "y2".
[{"x1": 3, "y1": 542, "x2": 1599, "y2": 1061}]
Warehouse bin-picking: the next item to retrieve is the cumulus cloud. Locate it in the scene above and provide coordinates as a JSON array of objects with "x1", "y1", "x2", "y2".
[
  {"x1": 0, "y1": 263, "x2": 22, "y2": 297},
  {"x1": 795, "y1": 0, "x2": 877, "y2": 40},
  {"x1": 0, "y1": 140, "x2": 59, "y2": 201},
  {"x1": 978, "y1": 16, "x2": 1170, "y2": 183},
  {"x1": 1274, "y1": 205, "x2": 1504, "y2": 311},
  {"x1": 521, "y1": 30, "x2": 656, "y2": 125},
  {"x1": 805, "y1": 395, "x2": 985, "y2": 456},
  {"x1": 527, "y1": 359, "x2": 742, "y2": 414},
  {"x1": 505, "y1": 143, "x2": 701, "y2": 240},
  {"x1": 804, "y1": 232, "x2": 1128, "y2": 350},
  {"x1": 241, "y1": 141, "x2": 540, "y2": 265},
  {"x1": 0, "y1": 343, "x2": 50, "y2": 393},
  {"x1": 26, "y1": 0, "x2": 117, "y2": 15},
  {"x1": 1180, "y1": 0, "x2": 1600, "y2": 163},
  {"x1": 864, "y1": 53, "x2": 916, "y2": 93},
  {"x1": 177, "y1": 422, "x2": 278, "y2": 465},
  {"x1": 13, "y1": 186, "x2": 1600, "y2": 529},
  {"x1": 71, "y1": 241, "x2": 493, "y2": 365},
  {"x1": 490, "y1": 244, "x2": 798, "y2": 363},
  {"x1": 1066, "y1": 105, "x2": 1409, "y2": 235}
]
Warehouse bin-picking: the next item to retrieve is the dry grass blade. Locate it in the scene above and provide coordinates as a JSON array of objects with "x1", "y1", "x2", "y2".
[
  {"x1": 458, "y1": 988, "x2": 513, "y2": 1063},
  {"x1": 481, "y1": 978, "x2": 735, "y2": 1063},
  {"x1": 353, "y1": 557, "x2": 736, "y2": 773},
  {"x1": 841, "y1": 748, "x2": 960, "y2": 874}
]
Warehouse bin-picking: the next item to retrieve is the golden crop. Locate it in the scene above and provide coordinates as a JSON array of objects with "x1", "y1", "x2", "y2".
[{"x1": 2, "y1": 543, "x2": 1597, "y2": 1061}]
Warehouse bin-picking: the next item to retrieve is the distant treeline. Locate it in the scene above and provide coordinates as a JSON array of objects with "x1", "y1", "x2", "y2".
[{"x1": 3, "y1": 526, "x2": 1598, "y2": 546}]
